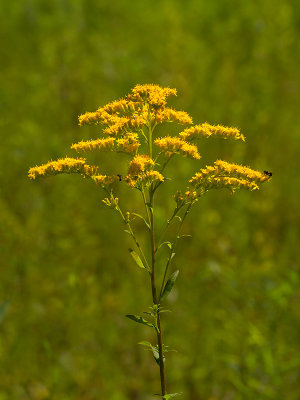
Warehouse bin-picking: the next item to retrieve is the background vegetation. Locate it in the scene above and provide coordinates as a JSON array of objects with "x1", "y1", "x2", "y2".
[{"x1": 1, "y1": 0, "x2": 299, "y2": 399}]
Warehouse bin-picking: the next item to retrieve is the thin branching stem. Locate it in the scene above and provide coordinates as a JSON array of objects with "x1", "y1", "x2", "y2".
[
  {"x1": 146, "y1": 116, "x2": 167, "y2": 397},
  {"x1": 159, "y1": 202, "x2": 194, "y2": 301},
  {"x1": 115, "y1": 203, "x2": 150, "y2": 271}
]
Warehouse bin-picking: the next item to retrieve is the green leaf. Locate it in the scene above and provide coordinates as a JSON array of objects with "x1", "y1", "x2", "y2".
[
  {"x1": 163, "y1": 393, "x2": 183, "y2": 399},
  {"x1": 138, "y1": 341, "x2": 160, "y2": 364},
  {"x1": 129, "y1": 249, "x2": 146, "y2": 270},
  {"x1": 126, "y1": 315, "x2": 155, "y2": 329},
  {"x1": 157, "y1": 241, "x2": 172, "y2": 251},
  {"x1": 170, "y1": 252, "x2": 176, "y2": 261},
  {"x1": 161, "y1": 270, "x2": 179, "y2": 302},
  {"x1": 132, "y1": 213, "x2": 150, "y2": 230},
  {"x1": 154, "y1": 394, "x2": 182, "y2": 399},
  {"x1": 177, "y1": 234, "x2": 192, "y2": 240},
  {"x1": 0, "y1": 301, "x2": 8, "y2": 324},
  {"x1": 138, "y1": 340, "x2": 153, "y2": 349}
]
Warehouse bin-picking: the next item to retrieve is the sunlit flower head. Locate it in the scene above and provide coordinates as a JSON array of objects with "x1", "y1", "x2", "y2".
[
  {"x1": 71, "y1": 138, "x2": 115, "y2": 152},
  {"x1": 154, "y1": 136, "x2": 201, "y2": 160},
  {"x1": 189, "y1": 159, "x2": 271, "y2": 193},
  {"x1": 28, "y1": 157, "x2": 97, "y2": 180},
  {"x1": 180, "y1": 122, "x2": 245, "y2": 142},
  {"x1": 92, "y1": 175, "x2": 119, "y2": 187},
  {"x1": 129, "y1": 84, "x2": 177, "y2": 108}
]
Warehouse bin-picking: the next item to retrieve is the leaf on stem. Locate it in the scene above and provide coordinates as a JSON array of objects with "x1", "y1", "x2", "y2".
[
  {"x1": 138, "y1": 341, "x2": 161, "y2": 365},
  {"x1": 160, "y1": 270, "x2": 179, "y2": 302},
  {"x1": 154, "y1": 393, "x2": 183, "y2": 399},
  {"x1": 126, "y1": 315, "x2": 155, "y2": 329},
  {"x1": 129, "y1": 249, "x2": 146, "y2": 270},
  {"x1": 163, "y1": 393, "x2": 183, "y2": 399},
  {"x1": 157, "y1": 241, "x2": 172, "y2": 251},
  {"x1": 177, "y1": 234, "x2": 192, "y2": 240},
  {"x1": 131, "y1": 213, "x2": 150, "y2": 230},
  {"x1": 170, "y1": 252, "x2": 176, "y2": 261}
]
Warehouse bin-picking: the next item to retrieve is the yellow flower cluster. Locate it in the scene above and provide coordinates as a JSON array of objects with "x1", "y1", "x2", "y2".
[
  {"x1": 102, "y1": 99, "x2": 131, "y2": 114},
  {"x1": 78, "y1": 85, "x2": 191, "y2": 138},
  {"x1": 92, "y1": 175, "x2": 119, "y2": 187},
  {"x1": 125, "y1": 170, "x2": 164, "y2": 188},
  {"x1": 214, "y1": 160, "x2": 269, "y2": 183},
  {"x1": 127, "y1": 155, "x2": 154, "y2": 176},
  {"x1": 103, "y1": 116, "x2": 131, "y2": 135},
  {"x1": 116, "y1": 133, "x2": 140, "y2": 154},
  {"x1": 79, "y1": 101, "x2": 148, "y2": 135},
  {"x1": 78, "y1": 109, "x2": 111, "y2": 126},
  {"x1": 129, "y1": 84, "x2": 177, "y2": 108},
  {"x1": 214, "y1": 177, "x2": 258, "y2": 191},
  {"x1": 155, "y1": 108, "x2": 193, "y2": 125},
  {"x1": 28, "y1": 157, "x2": 97, "y2": 180},
  {"x1": 71, "y1": 137, "x2": 115, "y2": 152},
  {"x1": 189, "y1": 160, "x2": 271, "y2": 192},
  {"x1": 71, "y1": 133, "x2": 140, "y2": 155},
  {"x1": 29, "y1": 84, "x2": 270, "y2": 199},
  {"x1": 154, "y1": 136, "x2": 201, "y2": 159},
  {"x1": 141, "y1": 170, "x2": 164, "y2": 185},
  {"x1": 124, "y1": 154, "x2": 163, "y2": 188},
  {"x1": 174, "y1": 190, "x2": 198, "y2": 207},
  {"x1": 180, "y1": 122, "x2": 245, "y2": 141}
]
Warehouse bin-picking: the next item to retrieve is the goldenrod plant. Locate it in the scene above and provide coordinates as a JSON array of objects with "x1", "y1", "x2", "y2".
[{"x1": 29, "y1": 84, "x2": 271, "y2": 399}]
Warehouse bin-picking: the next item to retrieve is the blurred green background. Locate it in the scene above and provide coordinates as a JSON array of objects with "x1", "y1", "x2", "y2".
[{"x1": 1, "y1": 0, "x2": 299, "y2": 399}]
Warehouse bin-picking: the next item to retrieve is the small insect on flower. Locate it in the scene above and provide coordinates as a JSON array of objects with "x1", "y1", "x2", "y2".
[
  {"x1": 263, "y1": 170, "x2": 273, "y2": 177},
  {"x1": 117, "y1": 174, "x2": 122, "y2": 181}
]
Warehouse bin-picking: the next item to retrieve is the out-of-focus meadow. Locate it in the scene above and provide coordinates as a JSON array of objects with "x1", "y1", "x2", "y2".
[{"x1": 1, "y1": 0, "x2": 300, "y2": 399}]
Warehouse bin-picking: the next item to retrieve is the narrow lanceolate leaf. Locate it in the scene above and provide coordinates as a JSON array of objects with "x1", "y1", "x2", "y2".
[
  {"x1": 157, "y1": 241, "x2": 172, "y2": 251},
  {"x1": 177, "y1": 234, "x2": 192, "y2": 240},
  {"x1": 129, "y1": 248, "x2": 146, "y2": 270},
  {"x1": 161, "y1": 270, "x2": 179, "y2": 302},
  {"x1": 163, "y1": 393, "x2": 183, "y2": 399},
  {"x1": 132, "y1": 213, "x2": 150, "y2": 230},
  {"x1": 154, "y1": 394, "x2": 182, "y2": 399},
  {"x1": 0, "y1": 301, "x2": 8, "y2": 324},
  {"x1": 126, "y1": 315, "x2": 155, "y2": 329},
  {"x1": 138, "y1": 341, "x2": 160, "y2": 364}
]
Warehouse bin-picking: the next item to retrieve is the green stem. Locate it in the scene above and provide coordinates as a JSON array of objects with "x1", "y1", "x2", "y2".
[
  {"x1": 159, "y1": 202, "x2": 193, "y2": 301},
  {"x1": 146, "y1": 115, "x2": 166, "y2": 396},
  {"x1": 141, "y1": 185, "x2": 151, "y2": 225},
  {"x1": 156, "y1": 203, "x2": 185, "y2": 252},
  {"x1": 115, "y1": 203, "x2": 150, "y2": 271},
  {"x1": 149, "y1": 192, "x2": 166, "y2": 397}
]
